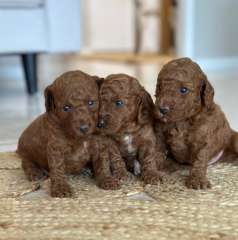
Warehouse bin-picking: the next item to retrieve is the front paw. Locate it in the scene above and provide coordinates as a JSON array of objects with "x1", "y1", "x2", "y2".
[
  {"x1": 51, "y1": 181, "x2": 73, "y2": 198},
  {"x1": 114, "y1": 170, "x2": 134, "y2": 182},
  {"x1": 98, "y1": 176, "x2": 121, "y2": 190},
  {"x1": 142, "y1": 170, "x2": 164, "y2": 185},
  {"x1": 26, "y1": 168, "x2": 47, "y2": 181},
  {"x1": 186, "y1": 176, "x2": 211, "y2": 190}
]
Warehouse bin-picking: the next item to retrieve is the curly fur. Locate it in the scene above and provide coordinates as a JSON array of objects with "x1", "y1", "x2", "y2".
[
  {"x1": 17, "y1": 70, "x2": 128, "y2": 197},
  {"x1": 98, "y1": 74, "x2": 165, "y2": 184},
  {"x1": 154, "y1": 58, "x2": 238, "y2": 189}
]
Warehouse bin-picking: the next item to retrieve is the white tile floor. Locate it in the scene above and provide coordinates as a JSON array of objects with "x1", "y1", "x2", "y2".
[{"x1": 0, "y1": 54, "x2": 238, "y2": 152}]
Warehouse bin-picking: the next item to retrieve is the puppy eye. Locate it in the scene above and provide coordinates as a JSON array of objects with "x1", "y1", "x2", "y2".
[
  {"x1": 88, "y1": 100, "x2": 95, "y2": 107},
  {"x1": 63, "y1": 105, "x2": 72, "y2": 112},
  {"x1": 180, "y1": 87, "x2": 189, "y2": 95},
  {"x1": 115, "y1": 100, "x2": 124, "y2": 107}
]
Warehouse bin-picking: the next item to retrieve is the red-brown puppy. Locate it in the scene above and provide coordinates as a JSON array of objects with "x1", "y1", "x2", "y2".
[
  {"x1": 18, "y1": 70, "x2": 128, "y2": 197},
  {"x1": 154, "y1": 58, "x2": 238, "y2": 189},
  {"x1": 98, "y1": 74, "x2": 165, "y2": 184}
]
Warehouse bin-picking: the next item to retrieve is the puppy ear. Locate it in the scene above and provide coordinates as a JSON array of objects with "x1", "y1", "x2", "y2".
[
  {"x1": 92, "y1": 76, "x2": 104, "y2": 87},
  {"x1": 44, "y1": 85, "x2": 55, "y2": 112},
  {"x1": 137, "y1": 90, "x2": 154, "y2": 125},
  {"x1": 200, "y1": 76, "x2": 214, "y2": 109}
]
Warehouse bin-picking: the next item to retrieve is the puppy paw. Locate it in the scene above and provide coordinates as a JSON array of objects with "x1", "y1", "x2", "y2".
[
  {"x1": 114, "y1": 170, "x2": 135, "y2": 182},
  {"x1": 51, "y1": 181, "x2": 73, "y2": 198},
  {"x1": 25, "y1": 168, "x2": 47, "y2": 182},
  {"x1": 98, "y1": 177, "x2": 121, "y2": 190},
  {"x1": 186, "y1": 176, "x2": 212, "y2": 190},
  {"x1": 142, "y1": 170, "x2": 164, "y2": 185}
]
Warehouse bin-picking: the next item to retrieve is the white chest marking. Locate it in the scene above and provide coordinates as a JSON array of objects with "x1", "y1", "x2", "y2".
[
  {"x1": 123, "y1": 134, "x2": 136, "y2": 154},
  {"x1": 123, "y1": 134, "x2": 140, "y2": 175},
  {"x1": 83, "y1": 141, "x2": 88, "y2": 150}
]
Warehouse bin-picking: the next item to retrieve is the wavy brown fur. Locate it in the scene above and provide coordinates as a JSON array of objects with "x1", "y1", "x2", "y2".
[
  {"x1": 154, "y1": 58, "x2": 238, "y2": 189},
  {"x1": 98, "y1": 74, "x2": 165, "y2": 184},
  {"x1": 17, "y1": 71, "x2": 128, "y2": 197}
]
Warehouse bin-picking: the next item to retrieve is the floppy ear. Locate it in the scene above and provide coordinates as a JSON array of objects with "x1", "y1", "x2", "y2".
[
  {"x1": 200, "y1": 75, "x2": 214, "y2": 109},
  {"x1": 44, "y1": 85, "x2": 55, "y2": 112},
  {"x1": 137, "y1": 89, "x2": 154, "y2": 125}
]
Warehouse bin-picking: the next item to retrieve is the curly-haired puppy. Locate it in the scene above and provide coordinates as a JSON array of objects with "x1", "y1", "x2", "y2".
[
  {"x1": 154, "y1": 58, "x2": 238, "y2": 189},
  {"x1": 17, "y1": 71, "x2": 128, "y2": 197},
  {"x1": 98, "y1": 74, "x2": 165, "y2": 184}
]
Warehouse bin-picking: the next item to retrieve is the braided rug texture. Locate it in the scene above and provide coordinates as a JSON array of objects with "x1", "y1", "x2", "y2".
[{"x1": 0, "y1": 152, "x2": 238, "y2": 240}]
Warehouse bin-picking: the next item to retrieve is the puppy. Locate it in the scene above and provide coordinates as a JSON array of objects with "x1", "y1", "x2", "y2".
[
  {"x1": 154, "y1": 58, "x2": 238, "y2": 189},
  {"x1": 17, "y1": 70, "x2": 128, "y2": 197},
  {"x1": 98, "y1": 74, "x2": 165, "y2": 184}
]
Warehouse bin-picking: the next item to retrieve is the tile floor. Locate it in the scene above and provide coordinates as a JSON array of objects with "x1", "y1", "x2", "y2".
[{"x1": 0, "y1": 54, "x2": 238, "y2": 152}]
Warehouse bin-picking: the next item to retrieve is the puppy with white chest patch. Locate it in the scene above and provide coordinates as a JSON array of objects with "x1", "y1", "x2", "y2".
[
  {"x1": 18, "y1": 71, "x2": 129, "y2": 197},
  {"x1": 98, "y1": 74, "x2": 165, "y2": 184}
]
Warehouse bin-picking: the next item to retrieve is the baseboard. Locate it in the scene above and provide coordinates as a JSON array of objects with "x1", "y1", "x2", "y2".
[{"x1": 196, "y1": 57, "x2": 238, "y2": 72}]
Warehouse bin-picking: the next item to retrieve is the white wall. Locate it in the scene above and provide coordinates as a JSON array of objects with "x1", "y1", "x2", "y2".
[
  {"x1": 193, "y1": 0, "x2": 238, "y2": 59},
  {"x1": 0, "y1": 56, "x2": 24, "y2": 92},
  {"x1": 176, "y1": 0, "x2": 238, "y2": 70},
  {"x1": 80, "y1": 0, "x2": 135, "y2": 52},
  {"x1": 80, "y1": 0, "x2": 163, "y2": 53},
  {"x1": 139, "y1": 0, "x2": 161, "y2": 53}
]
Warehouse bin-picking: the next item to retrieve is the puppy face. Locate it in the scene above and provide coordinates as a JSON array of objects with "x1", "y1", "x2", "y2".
[
  {"x1": 154, "y1": 58, "x2": 214, "y2": 123},
  {"x1": 98, "y1": 74, "x2": 153, "y2": 134},
  {"x1": 45, "y1": 71, "x2": 99, "y2": 138}
]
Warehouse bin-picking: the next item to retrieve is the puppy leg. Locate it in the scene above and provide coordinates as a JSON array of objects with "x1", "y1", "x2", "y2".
[
  {"x1": 186, "y1": 148, "x2": 211, "y2": 189},
  {"x1": 93, "y1": 145, "x2": 120, "y2": 190},
  {"x1": 139, "y1": 145, "x2": 164, "y2": 185},
  {"x1": 155, "y1": 132, "x2": 179, "y2": 173},
  {"x1": 22, "y1": 157, "x2": 46, "y2": 181},
  {"x1": 109, "y1": 143, "x2": 132, "y2": 182},
  {"x1": 47, "y1": 144, "x2": 72, "y2": 198},
  {"x1": 49, "y1": 165, "x2": 72, "y2": 198}
]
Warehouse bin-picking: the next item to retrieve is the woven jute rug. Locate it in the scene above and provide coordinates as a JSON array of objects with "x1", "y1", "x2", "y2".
[{"x1": 0, "y1": 152, "x2": 238, "y2": 240}]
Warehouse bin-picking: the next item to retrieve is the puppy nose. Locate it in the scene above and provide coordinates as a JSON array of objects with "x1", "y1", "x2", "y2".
[
  {"x1": 97, "y1": 119, "x2": 105, "y2": 128},
  {"x1": 159, "y1": 106, "x2": 170, "y2": 115},
  {"x1": 79, "y1": 124, "x2": 89, "y2": 133}
]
